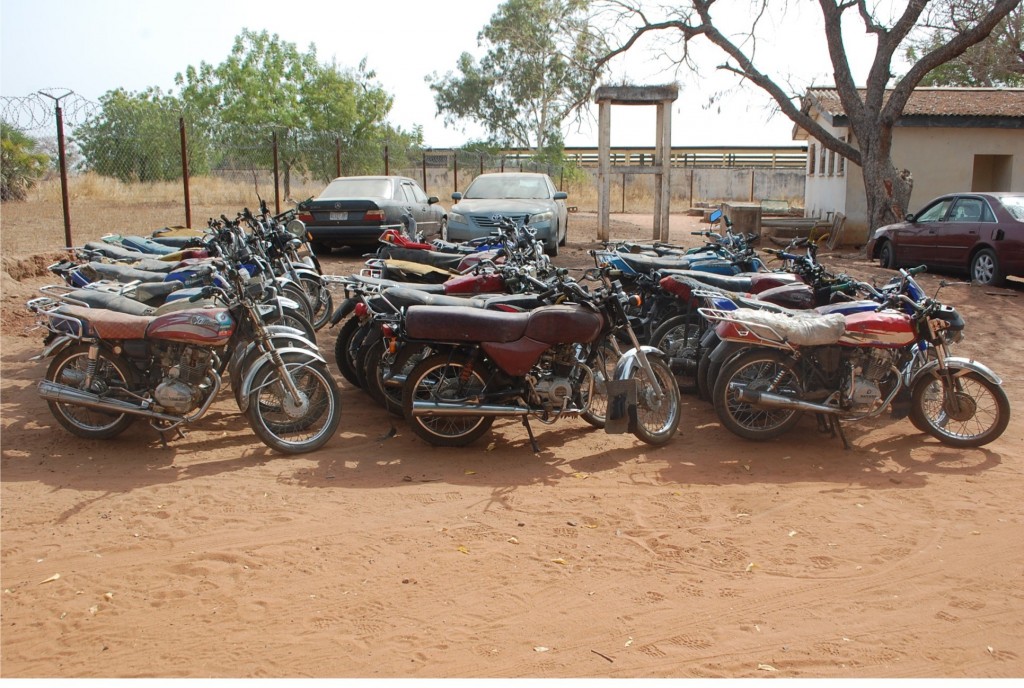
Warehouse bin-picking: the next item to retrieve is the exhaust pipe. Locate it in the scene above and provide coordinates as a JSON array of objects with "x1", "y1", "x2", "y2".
[
  {"x1": 410, "y1": 400, "x2": 531, "y2": 417},
  {"x1": 37, "y1": 380, "x2": 182, "y2": 423},
  {"x1": 732, "y1": 384, "x2": 840, "y2": 415}
]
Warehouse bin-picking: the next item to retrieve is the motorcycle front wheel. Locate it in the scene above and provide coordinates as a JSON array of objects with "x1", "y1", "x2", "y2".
[
  {"x1": 45, "y1": 344, "x2": 137, "y2": 439},
  {"x1": 366, "y1": 341, "x2": 433, "y2": 418},
  {"x1": 402, "y1": 353, "x2": 494, "y2": 447},
  {"x1": 649, "y1": 315, "x2": 702, "y2": 394},
  {"x1": 299, "y1": 274, "x2": 333, "y2": 331},
  {"x1": 713, "y1": 349, "x2": 804, "y2": 441},
  {"x1": 909, "y1": 367, "x2": 1010, "y2": 448},
  {"x1": 244, "y1": 352, "x2": 341, "y2": 454},
  {"x1": 630, "y1": 356, "x2": 682, "y2": 445},
  {"x1": 333, "y1": 318, "x2": 368, "y2": 388}
]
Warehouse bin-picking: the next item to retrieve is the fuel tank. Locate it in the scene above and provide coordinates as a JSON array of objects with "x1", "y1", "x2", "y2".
[
  {"x1": 147, "y1": 308, "x2": 235, "y2": 346},
  {"x1": 838, "y1": 311, "x2": 915, "y2": 348}
]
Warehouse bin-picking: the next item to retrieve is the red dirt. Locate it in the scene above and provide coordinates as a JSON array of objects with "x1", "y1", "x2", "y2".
[{"x1": 1, "y1": 212, "x2": 1022, "y2": 678}]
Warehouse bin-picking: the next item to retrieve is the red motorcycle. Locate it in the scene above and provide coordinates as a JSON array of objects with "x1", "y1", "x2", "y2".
[{"x1": 700, "y1": 282, "x2": 1010, "y2": 448}]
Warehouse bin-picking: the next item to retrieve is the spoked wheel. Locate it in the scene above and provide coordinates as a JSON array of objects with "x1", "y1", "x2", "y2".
[
  {"x1": 299, "y1": 275, "x2": 333, "y2": 331},
  {"x1": 333, "y1": 318, "x2": 367, "y2": 388},
  {"x1": 581, "y1": 338, "x2": 621, "y2": 428},
  {"x1": 650, "y1": 315, "x2": 702, "y2": 394},
  {"x1": 713, "y1": 349, "x2": 804, "y2": 441},
  {"x1": 630, "y1": 356, "x2": 682, "y2": 446},
  {"x1": 280, "y1": 282, "x2": 315, "y2": 323},
  {"x1": 366, "y1": 342, "x2": 433, "y2": 417},
  {"x1": 909, "y1": 367, "x2": 1010, "y2": 448},
  {"x1": 244, "y1": 352, "x2": 341, "y2": 454},
  {"x1": 45, "y1": 344, "x2": 136, "y2": 439},
  {"x1": 402, "y1": 353, "x2": 494, "y2": 447}
]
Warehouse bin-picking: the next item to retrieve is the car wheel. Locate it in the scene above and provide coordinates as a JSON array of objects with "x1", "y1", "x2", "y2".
[
  {"x1": 878, "y1": 240, "x2": 896, "y2": 269},
  {"x1": 310, "y1": 241, "x2": 332, "y2": 256},
  {"x1": 546, "y1": 236, "x2": 559, "y2": 257},
  {"x1": 439, "y1": 216, "x2": 449, "y2": 242},
  {"x1": 558, "y1": 217, "x2": 567, "y2": 247},
  {"x1": 970, "y1": 248, "x2": 1004, "y2": 286}
]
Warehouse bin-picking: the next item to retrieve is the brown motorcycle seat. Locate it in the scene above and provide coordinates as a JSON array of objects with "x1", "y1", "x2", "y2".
[
  {"x1": 405, "y1": 304, "x2": 603, "y2": 345},
  {"x1": 56, "y1": 304, "x2": 152, "y2": 340}
]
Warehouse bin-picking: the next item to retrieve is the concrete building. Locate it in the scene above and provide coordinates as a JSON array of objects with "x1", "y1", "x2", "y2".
[{"x1": 793, "y1": 87, "x2": 1024, "y2": 246}]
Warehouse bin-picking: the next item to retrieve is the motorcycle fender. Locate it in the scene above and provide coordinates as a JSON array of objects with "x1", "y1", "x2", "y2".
[
  {"x1": 909, "y1": 356, "x2": 1003, "y2": 387},
  {"x1": 31, "y1": 335, "x2": 76, "y2": 362},
  {"x1": 605, "y1": 346, "x2": 663, "y2": 435},
  {"x1": 329, "y1": 297, "x2": 357, "y2": 327},
  {"x1": 289, "y1": 265, "x2": 322, "y2": 282},
  {"x1": 237, "y1": 346, "x2": 327, "y2": 413},
  {"x1": 227, "y1": 327, "x2": 318, "y2": 386}
]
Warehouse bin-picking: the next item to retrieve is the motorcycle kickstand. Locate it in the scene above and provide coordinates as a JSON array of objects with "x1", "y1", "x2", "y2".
[
  {"x1": 824, "y1": 415, "x2": 851, "y2": 451},
  {"x1": 520, "y1": 415, "x2": 540, "y2": 454},
  {"x1": 154, "y1": 423, "x2": 186, "y2": 449}
]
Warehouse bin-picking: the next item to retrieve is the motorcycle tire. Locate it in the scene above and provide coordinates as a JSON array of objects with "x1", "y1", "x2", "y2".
[
  {"x1": 231, "y1": 335, "x2": 320, "y2": 409},
  {"x1": 909, "y1": 367, "x2": 1010, "y2": 448},
  {"x1": 649, "y1": 315, "x2": 702, "y2": 394},
  {"x1": 45, "y1": 343, "x2": 137, "y2": 439},
  {"x1": 299, "y1": 274, "x2": 333, "y2": 331},
  {"x1": 365, "y1": 341, "x2": 434, "y2": 418},
  {"x1": 280, "y1": 281, "x2": 315, "y2": 322},
  {"x1": 581, "y1": 338, "x2": 621, "y2": 429},
  {"x1": 333, "y1": 317, "x2": 366, "y2": 388},
  {"x1": 279, "y1": 306, "x2": 317, "y2": 344},
  {"x1": 713, "y1": 348, "x2": 804, "y2": 441},
  {"x1": 402, "y1": 352, "x2": 495, "y2": 447},
  {"x1": 629, "y1": 356, "x2": 682, "y2": 446},
  {"x1": 243, "y1": 351, "x2": 341, "y2": 454}
]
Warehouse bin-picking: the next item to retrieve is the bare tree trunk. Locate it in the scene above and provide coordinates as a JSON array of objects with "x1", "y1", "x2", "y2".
[{"x1": 857, "y1": 129, "x2": 914, "y2": 230}]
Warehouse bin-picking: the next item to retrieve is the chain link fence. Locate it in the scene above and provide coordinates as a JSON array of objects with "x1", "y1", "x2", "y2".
[{"x1": 2, "y1": 90, "x2": 806, "y2": 254}]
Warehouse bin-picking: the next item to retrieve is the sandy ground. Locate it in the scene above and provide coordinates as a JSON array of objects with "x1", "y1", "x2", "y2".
[{"x1": 1, "y1": 212, "x2": 1022, "y2": 679}]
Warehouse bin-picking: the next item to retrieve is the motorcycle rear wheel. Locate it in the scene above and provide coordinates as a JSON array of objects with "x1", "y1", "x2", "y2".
[
  {"x1": 299, "y1": 274, "x2": 333, "y2": 331},
  {"x1": 45, "y1": 344, "x2": 136, "y2": 439},
  {"x1": 402, "y1": 353, "x2": 494, "y2": 447},
  {"x1": 581, "y1": 338, "x2": 621, "y2": 428},
  {"x1": 630, "y1": 356, "x2": 682, "y2": 445},
  {"x1": 333, "y1": 318, "x2": 367, "y2": 388},
  {"x1": 713, "y1": 349, "x2": 804, "y2": 441},
  {"x1": 366, "y1": 341, "x2": 434, "y2": 418},
  {"x1": 244, "y1": 352, "x2": 341, "y2": 454},
  {"x1": 909, "y1": 368, "x2": 1010, "y2": 448}
]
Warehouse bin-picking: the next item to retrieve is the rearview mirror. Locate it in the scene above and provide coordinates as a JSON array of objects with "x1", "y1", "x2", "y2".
[
  {"x1": 553, "y1": 191, "x2": 568, "y2": 200},
  {"x1": 451, "y1": 192, "x2": 463, "y2": 201}
]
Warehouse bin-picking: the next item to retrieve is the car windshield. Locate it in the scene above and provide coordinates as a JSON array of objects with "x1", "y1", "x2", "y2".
[
  {"x1": 319, "y1": 178, "x2": 391, "y2": 199},
  {"x1": 464, "y1": 176, "x2": 548, "y2": 200},
  {"x1": 1001, "y1": 196, "x2": 1024, "y2": 221}
]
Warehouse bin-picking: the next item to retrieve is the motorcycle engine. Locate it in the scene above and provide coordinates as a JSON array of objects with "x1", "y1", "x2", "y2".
[
  {"x1": 843, "y1": 349, "x2": 896, "y2": 412},
  {"x1": 534, "y1": 376, "x2": 575, "y2": 407},
  {"x1": 154, "y1": 346, "x2": 215, "y2": 413}
]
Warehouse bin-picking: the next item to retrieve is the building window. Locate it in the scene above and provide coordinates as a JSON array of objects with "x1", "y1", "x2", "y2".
[
  {"x1": 827, "y1": 149, "x2": 835, "y2": 177},
  {"x1": 819, "y1": 145, "x2": 827, "y2": 176},
  {"x1": 808, "y1": 143, "x2": 816, "y2": 175},
  {"x1": 837, "y1": 136, "x2": 846, "y2": 177}
]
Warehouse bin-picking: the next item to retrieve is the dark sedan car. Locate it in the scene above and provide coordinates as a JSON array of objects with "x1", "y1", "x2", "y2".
[
  {"x1": 866, "y1": 192, "x2": 1024, "y2": 286},
  {"x1": 298, "y1": 175, "x2": 446, "y2": 253}
]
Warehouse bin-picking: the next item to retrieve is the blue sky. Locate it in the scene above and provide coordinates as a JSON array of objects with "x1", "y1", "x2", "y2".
[{"x1": 1, "y1": 0, "x2": 888, "y2": 148}]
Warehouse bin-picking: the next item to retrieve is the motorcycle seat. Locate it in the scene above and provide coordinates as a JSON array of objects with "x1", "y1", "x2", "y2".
[
  {"x1": 659, "y1": 270, "x2": 756, "y2": 293},
  {"x1": 615, "y1": 252, "x2": 699, "y2": 274},
  {"x1": 83, "y1": 262, "x2": 172, "y2": 284},
  {"x1": 728, "y1": 308, "x2": 846, "y2": 346},
  {"x1": 55, "y1": 304, "x2": 153, "y2": 340},
  {"x1": 381, "y1": 287, "x2": 545, "y2": 312},
  {"x1": 378, "y1": 245, "x2": 467, "y2": 271},
  {"x1": 406, "y1": 305, "x2": 531, "y2": 342},
  {"x1": 61, "y1": 289, "x2": 157, "y2": 316},
  {"x1": 350, "y1": 275, "x2": 447, "y2": 294}
]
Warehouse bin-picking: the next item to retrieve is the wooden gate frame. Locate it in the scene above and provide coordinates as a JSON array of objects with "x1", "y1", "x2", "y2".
[{"x1": 596, "y1": 84, "x2": 679, "y2": 242}]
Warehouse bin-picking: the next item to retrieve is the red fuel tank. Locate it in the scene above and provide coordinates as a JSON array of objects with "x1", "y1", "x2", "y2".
[
  {"x1": 839, "y1": 311, "x2": 915, "y2": 348},
  {"x1": 146, "y1": 308, "x2": 235, "y2": 346}
]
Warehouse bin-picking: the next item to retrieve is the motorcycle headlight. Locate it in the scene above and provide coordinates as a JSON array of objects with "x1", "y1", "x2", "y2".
[
  {"x1": 286, "y1": 218, "x2": 306, "y2": 238},
  {"x1": 530, "y1": 210, "x2": 553, "y2": 225},
  {"x1": 449, "y1": 211, "x2": 466, "y2": 225}
]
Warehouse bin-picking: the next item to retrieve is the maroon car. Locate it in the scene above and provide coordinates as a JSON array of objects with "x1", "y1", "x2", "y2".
[{"x1": 866, "y1": 192, "x2": 1024, "y2": 286}]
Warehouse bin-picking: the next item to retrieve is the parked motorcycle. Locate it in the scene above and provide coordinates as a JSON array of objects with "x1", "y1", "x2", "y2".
[
  {"x1": 700, "y1": 272, "x2": 1010, "y2": 448},
  {"x1": 395, "y1": 267, "x2": 682, "y2": 450},
  {"x1": 28, "y1": 261, "x2": 341, "y2": 454}
]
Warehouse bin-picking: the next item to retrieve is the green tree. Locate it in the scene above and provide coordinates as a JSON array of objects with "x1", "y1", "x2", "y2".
[
  {"x1": 906, "y1": 1, "x2": 1023, "y2": 87},
  {"x1": 1, "y1": 121, "x2": 49, "y2": 201},
  {"x1": 428, "y1": 0, "x2": 606, "y2": 153},
  {"x1": 176, "y1": 30, "x2": 402, "y2": 194},
  {"x1": 598, "y1": 0, "x2": 1020, "y2": 232},
  {"x1": 74, "y1": 88, "x2": 198, "y2": 183}
]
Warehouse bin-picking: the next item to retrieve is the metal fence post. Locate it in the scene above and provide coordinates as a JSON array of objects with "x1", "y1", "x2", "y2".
[
  {"x1": 453, "y1": 153, "x2": 459, "y2": 193},
  {"x1": 422, "y1": 152, "x2": 428, "y2": 194},
  {"x1": 179, "y1": 117, "x2": 192, "y2": 228},
  {"x1": 39, "y1": 91, "x2": 72, "y2": 248},
  {"x1": 272, "y1": 131, "x2": 280, "y2": 214},
  {"x1": 335, "y1": 137, "x2": 341, "y2": 178},
  {"x1": 384, "y1": 144, "x2": 389, "y2": 175}
]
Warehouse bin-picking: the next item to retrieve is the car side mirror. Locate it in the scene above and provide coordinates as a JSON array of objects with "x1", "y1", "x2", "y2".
[
  {"x1": 451, "y1": 192, "x2": 463, "y2": 201},
  {"x1": 905, "y1": 213, "x2": 916, "y2": 223},
  {"x1": 553, "y1": 191, "x2": 568, "y2": 200},
  {"x1": 427, "y1": 196, "x2": 439, "y2": 205}
]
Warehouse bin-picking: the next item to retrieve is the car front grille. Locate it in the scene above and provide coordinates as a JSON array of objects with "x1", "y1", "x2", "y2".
[{"x1": 470, "y1": 214, "x2": 529, "y2": 229}]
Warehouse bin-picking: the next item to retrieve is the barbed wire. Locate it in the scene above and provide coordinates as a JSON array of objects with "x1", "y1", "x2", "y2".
[{"x1": 0, "y1": 90, "x2": 100, "y2": 132}]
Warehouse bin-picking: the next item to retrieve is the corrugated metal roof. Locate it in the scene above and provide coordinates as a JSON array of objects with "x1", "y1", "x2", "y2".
[{"x1": 806, "y1": 87, "x2": 1024, "y2": 118}]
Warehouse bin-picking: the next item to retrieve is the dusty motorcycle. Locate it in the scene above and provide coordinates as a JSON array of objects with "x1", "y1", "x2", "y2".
[
  {"x1": 700, "y1": 278, "x2": 1010, "y2": 448},
  {"x1": 29, "y1": 262, "x2": 341, "y2": 454},
  {"x1": 395, "y1": 269, "x2": 682, "y2": 450}
]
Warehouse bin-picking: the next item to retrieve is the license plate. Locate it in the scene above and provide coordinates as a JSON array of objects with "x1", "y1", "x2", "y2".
[{"x1": 330, "y1": 211, "x2": 348, "y2": 221}]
